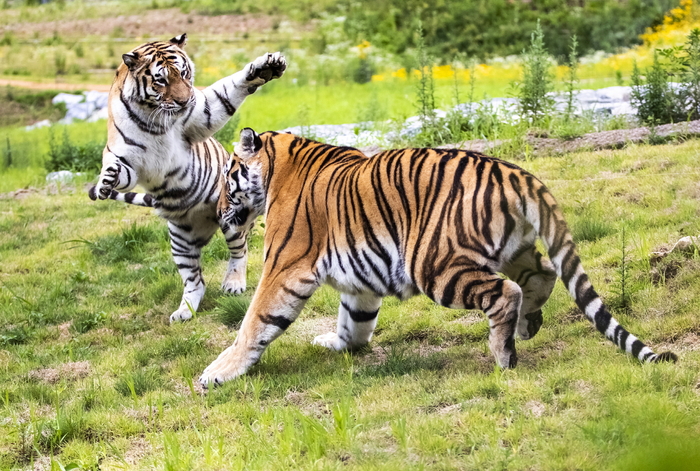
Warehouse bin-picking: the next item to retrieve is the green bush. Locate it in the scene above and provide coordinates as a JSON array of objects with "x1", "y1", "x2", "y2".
[
  {"x1": 632, "y1": 28, "x2": 700, "y2": 125},
  {"x1": 658, "y1": 28, "x2": 700, "y2": 121},
  {"x1": 517, "y1": 21, "x2": 554, "y2": 124},
  {"x1": 46, "y1": 128, "x2": 104, "y2": 172},
  {"x1": 340, "y1": 0, "x2": 676, "y2": 61},
  {"x1": 631, "y1": 52, "x2": 675, "y2": 125}
]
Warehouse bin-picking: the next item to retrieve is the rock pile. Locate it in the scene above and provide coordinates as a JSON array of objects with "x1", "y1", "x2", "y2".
[{"x1": 29, "y1": 85, "x2": 642, "y2": 148}]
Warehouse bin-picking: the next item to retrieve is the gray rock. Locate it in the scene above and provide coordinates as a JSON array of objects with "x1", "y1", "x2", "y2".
[
  {"x1": 46, "y1": 170, "x2": 84, "y2": 183},
  {"x1": 25, "y1": 119, "x2": 52, "y2": 131}
]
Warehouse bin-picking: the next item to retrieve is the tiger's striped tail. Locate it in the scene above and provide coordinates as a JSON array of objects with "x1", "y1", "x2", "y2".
[
  {"x1": 532, "y1": 192, "x2": 677, "y2": 364},
  {"x1": 88, "y1": 185, "x2": 155, "y2": 207}
]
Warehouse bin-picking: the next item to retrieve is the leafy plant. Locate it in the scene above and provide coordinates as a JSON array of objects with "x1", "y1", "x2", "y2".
[
  {"x1": 517, "y1": 20, "x2": 554, "y2": 124},
  {"x1": 657, "y1": 28, "x2": 700, "y2": 121},
  {"x1": 70, "y1": 311, "x2": 106, "y2": 334},
  {"x1": 564, "y1": 35, "x2": 579, "y2": 123},
  {"x1": 114, "y1": 368, "x2": 163, "y2": 397},
  {"x1": 631, "y1": 52, "x2": 674, "y2": 125},
  {"x1": 46, "y1": 128, "x2": 104, "y2": 173},
  {"x1": 414, "y1": 23, "x2": 443, "y2": 146},
  {"x1": 216, "y1": 295, "x2": 251, "y2": 328}
]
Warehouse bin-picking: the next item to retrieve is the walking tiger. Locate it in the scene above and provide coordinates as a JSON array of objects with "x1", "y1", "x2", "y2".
[
  {"x1": 199, "y1": 128, "x2": 677, "y2": 385},
  {"x1": 88, "y1": 34, "x2": 286, "y2": 323}
]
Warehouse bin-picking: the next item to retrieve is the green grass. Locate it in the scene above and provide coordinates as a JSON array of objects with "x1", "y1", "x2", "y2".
[{"x1": 0, "y1": 139, "x2": 699, "y2": 469}]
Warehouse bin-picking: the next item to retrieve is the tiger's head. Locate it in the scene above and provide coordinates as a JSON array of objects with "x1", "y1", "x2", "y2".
[
  {"x1": 119, "y1": 34, "x2": 195, "y2": 115},
  {"x1": 218, "y1": 128, "x2": 265, "y2": 229}
]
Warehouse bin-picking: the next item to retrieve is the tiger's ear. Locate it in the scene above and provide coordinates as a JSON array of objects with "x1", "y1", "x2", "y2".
[
  {"x1": 169, "y1": 33, "x2": 187, "y2": 49},
  {"x1": 235, "y1": 128, "x2": 262, "y2": 160},
  {"x1": 122, "y1": 52, "x2": 140, "y2": 70}
]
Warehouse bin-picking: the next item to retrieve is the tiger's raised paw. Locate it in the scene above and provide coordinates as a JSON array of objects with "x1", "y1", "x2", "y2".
[
  {"x1": 243, "y1": 52, "x2": 287, "y2": 93},
  {"x1": 94, "y1": 163, "x2": 121, "y2": 200}
]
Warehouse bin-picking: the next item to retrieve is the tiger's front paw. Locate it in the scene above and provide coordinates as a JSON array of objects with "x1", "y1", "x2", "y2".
[
  {"x1": 199, "y1": 347, "x2": 247, "y2": 387},
  {"x1": 94, "y1": 163, "x2": 121, "y2": 200},
  {"x1": 312, "y1": 332, "x2": 348, "y2": 351},
  {"x1": 222, "y1": 265, "x2": 247, "y2": 295},
  {"x1": 170, "y1": 306, "x2": 193, "y2": 323},
  {"x1": 242, "y1": 52, "x2": 287, "y2": 93},
  {"x1": 222, "y1": 278, "x2": 246, "y2": 295}
]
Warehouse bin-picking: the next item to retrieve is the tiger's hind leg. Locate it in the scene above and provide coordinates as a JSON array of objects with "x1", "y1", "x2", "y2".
[
  {"x1": 429, "y1": 269, "x2": 522, "y2": 369},
  {"x1": 313, "y1": 292, "x2": 382, "y2": 351},
  {"x1": 501, "y1": 246, "x2": 557, "y2": 340},
  {"x1": 168, "y1": 222, "x2": 216, "y2": 323}
]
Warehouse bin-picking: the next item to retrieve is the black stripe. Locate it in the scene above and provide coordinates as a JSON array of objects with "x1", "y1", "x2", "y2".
[
  {"x1": 341, "y1": 301, "x2": 379, "y2": 323},
  {"x1": 282, "y1": 286, "x2": 311, "y2": 300},
  {"x1": 631, "y1": 339, "x2": 644, "y2": 358},
  {"x1": 618, "y1": 329, "x2": 629, "y2": 350},
  {"x1": 213, "y1": 90, "x2": 236, "y2": 116},
  {"x1": 260, "y1": 314, "x2": 292, "y2": 331}
]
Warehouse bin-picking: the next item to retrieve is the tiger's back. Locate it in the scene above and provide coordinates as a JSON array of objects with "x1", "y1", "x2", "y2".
[{"x1": 199, "y1": 131, "x2": 676, "y2": 386}]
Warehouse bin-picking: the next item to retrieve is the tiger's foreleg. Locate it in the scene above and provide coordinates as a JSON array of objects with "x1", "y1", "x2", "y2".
[
  {"x1": 94, "y1": 147, "x2": 138, "y2": 199},
  {"x1": 220, "y1": 224, "x2": 251, "y2": 295},
  {"x1": 199, "y1": 275, "x2": 317, "y2": 386},
  {"x1": 168, "y1": 222, "x2": 214, "y2": 323},
  {"x1": 184, "y1": 53, "x2": 287, "y2": 142},
  {"x1": 313, "y1": 292, "x2": 382, "y2": 351}
]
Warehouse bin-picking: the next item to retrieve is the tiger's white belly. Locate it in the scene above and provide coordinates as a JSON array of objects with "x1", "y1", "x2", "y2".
[{"x1": 319, "y1": 240, "x2": 418, "y2": 300}]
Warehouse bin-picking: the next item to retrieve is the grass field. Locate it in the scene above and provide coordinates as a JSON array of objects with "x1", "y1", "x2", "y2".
[{"x1": 1, "y1": 138, "x2": 699, "y2": 470}]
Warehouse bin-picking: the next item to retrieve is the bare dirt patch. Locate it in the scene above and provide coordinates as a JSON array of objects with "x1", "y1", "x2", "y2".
[
  {"x1": 125, "y1": 436, "x2": 152, "y2": 466},
  {"x1": 440, "y1": 119, "x2": 700, "y2": 156},
  {"x1": 1, "y1": 8, "x2": 301, "y2": 39},
  {"x1": 524, "y1": 400, "x2": 546, "y2": 418},
  {"x1": 0, "y1": 188, "x2": 40, "y2": 200},
  {"x1": 657, "y1": 333, "x2": 700, "y2": 355},
  {"x1": 287, "y1": 316, "x2": 337, "y2": 342},
  {"x1": 28, "y1": 360, "x2": 90, "y2": 384}
]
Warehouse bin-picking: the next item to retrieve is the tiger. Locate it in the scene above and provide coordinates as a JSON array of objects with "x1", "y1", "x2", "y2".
[
  {"x1": 87, "y1": 33, "x2": 286, "y2": 323},
  {"x1": 198, "y1": 128, "x2": 677, "y2": 386}
]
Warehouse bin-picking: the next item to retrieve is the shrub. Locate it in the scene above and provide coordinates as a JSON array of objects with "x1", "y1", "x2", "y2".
[
  {"x1": 46, "y1": 128, "x2": 104, "y2": 172},
  {"x1": 517, "y1": 21, "x2": 554, "y2": 125},
  {"x1": 340, "y1": 0, "x2": 676, "y2": 61},
  {"x1": 413, "y1": 24, "x2": 448, "y2": 146},
  {"x1": 631, "y1": 52, "x2": 675, "y2": 125},
  {"x1": 564, "y1": 35, "x2": 579, "y2": 123},
  {"x1": 658, "y1": 27, "x2": 700, "y2": 121},
  {"x1": 349, "y1": 56, "x2": 375, "y2": 84}
]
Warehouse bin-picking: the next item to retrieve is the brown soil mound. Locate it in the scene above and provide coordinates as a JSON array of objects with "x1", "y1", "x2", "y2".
[{"x1": 2, "y1": 8, "x2": 287, "y2": 39}]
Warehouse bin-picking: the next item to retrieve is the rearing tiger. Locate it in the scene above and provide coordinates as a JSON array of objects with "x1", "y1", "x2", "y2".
[
  {"x1": 88, "y1": 34, "x2": 286, "y2": 323},
  {"x1": 199, "y1": 129, "x2": 677, "y2": 385}
]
